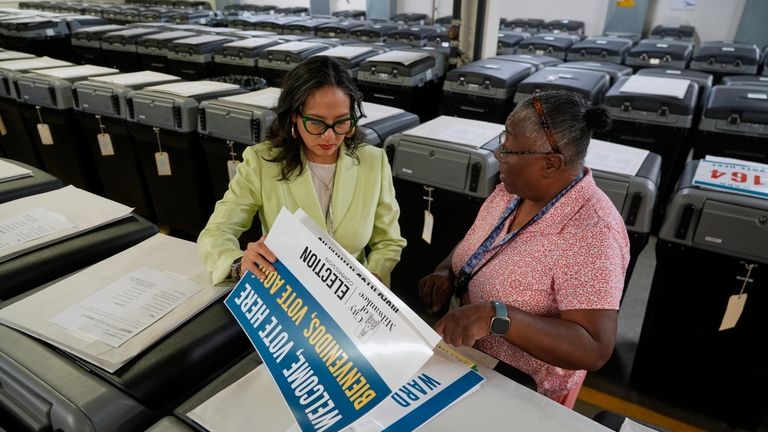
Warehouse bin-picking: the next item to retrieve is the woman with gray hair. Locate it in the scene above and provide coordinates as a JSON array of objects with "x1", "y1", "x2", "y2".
[{"x1": 418, "y1": 90, "x2": 629, "y2": 407}]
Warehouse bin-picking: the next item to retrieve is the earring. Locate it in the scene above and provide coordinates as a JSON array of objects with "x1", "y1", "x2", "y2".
[
  {"x1": 291, "y1": 123, "x2": 298, "y2": 139},
  {"x1": 345, "y1": 125, "x2": 356, "y2": 138}
]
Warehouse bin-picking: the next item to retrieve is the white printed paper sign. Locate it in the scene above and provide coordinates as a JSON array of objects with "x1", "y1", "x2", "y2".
[{"x1": 692, "y1": 158, "x2": 768, "y2": 199}]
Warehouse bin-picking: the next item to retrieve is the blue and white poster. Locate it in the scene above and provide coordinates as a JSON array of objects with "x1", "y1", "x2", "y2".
[{"x1": 226, "y1": 208, "x2": 440, "y2": 432}]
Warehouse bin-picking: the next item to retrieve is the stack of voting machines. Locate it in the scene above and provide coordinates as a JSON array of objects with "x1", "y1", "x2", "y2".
[{"x1": 200, "y1": 208, "x2": 486, "y2": 432}]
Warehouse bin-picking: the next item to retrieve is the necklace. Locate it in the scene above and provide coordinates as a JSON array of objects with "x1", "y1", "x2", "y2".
[{"x1": 308, "y1": 162, "x2": 336, "y2": 192}]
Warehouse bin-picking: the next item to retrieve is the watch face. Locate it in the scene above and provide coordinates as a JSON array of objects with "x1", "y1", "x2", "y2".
[{"x1": 491, "y1": 316, "x2": 510, "y2": 335}]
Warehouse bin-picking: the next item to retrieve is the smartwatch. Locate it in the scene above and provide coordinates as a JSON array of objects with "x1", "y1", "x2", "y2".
[
  {"x1": 230, "y1": 256, "x2": 243, "y2": 280},
  {"x1": 489, "y1": 301, "x2": 510, "y2": 336}
]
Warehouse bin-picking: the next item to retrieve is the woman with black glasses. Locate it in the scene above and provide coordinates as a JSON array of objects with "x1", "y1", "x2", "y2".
[
  {"x1": 418, "y1": 90, "x2": 628, "y2": 408},
  {"x1": 198, "y1": 56, "x2": 406, "y2": 287}
]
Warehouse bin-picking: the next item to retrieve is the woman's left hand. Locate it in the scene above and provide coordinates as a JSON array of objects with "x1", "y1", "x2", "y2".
[{"x1": 433, "y1": 303, "x2": 495, "y2": 347}]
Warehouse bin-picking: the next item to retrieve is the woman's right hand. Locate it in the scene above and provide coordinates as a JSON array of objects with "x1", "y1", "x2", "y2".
[
  {"x1": 418, "y1": 268, "x2": 455, "y2": 314},
  {"x1": 241, "y1": 236, "x2": 277, "y2": 280}
]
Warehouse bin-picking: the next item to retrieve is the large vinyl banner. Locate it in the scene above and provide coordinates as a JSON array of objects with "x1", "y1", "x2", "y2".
[{"x1": 225, "y1": 208, "x2": 440, "y2": 432}]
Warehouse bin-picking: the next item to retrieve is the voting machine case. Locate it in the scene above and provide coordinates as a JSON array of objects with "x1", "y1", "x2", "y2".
[
  {"x1": 384, "y1": 116, "x2": 501, "y2": 312},
  {"x1": 625, "y1": 39, "x2": 693, "y2": 70},
  {"x1": 72, "y1": 71, "x2": 181, "y2": 219},
  {"x1": 441, "y1": 59, "x2": 534, "y2": 123},
  {"x1": 503, "y1": 18, "x2": 544, "y2": 33},
  {"x1": 0, "y1": 281, "x2": 251, "y2": 431},
  {"x1": 357, "y1": 49, "x2": 446, "y2": 122},
  {"x1": 15, "y1": 65, "x2": 120, "y2": 193},
  {"x1": 649, "y1": 24, "x2": 698, "y2": 42},
  {"x1": 496, "y1": 30, "x2": 530, "y2": 55},
  {"x1": 357, "y1": 108, "x2": 420, "y2": 148},
  {"x1": 601, "y1": 75, "x2": 699, "y2": 213},
  {"x1": 349, "y1": 23, "x2": 400, "y2": 43},
  {"x1": 566, "y1": 36, "x2": 632, "y2": 64},
  {"x1": 557, "y1": 61, "x2": 631, "y2": 85},
  {"x1": 630, "y1": 160, "x2": 768, "y2": 430},
  {"x1": 0, "y1": 157, "x2": 62, "y2": 205},
  {"x1": 0, "y1": 57, "x2": 73, "y2": 169},
  {"x1": 257, "y1": 41, "x2": 329, "y2": 87},
  {"x1": 387, "y1": 25, "x2": 442, "y2": 48},
  {"x1": 71, "y1": 24, "x2": 129, "y2": 66},
  {"x1": 695, "y1": 84, "x2": 768, "y2": 164},
  {"x1": 212, "y1": 37, "x2": 280, "y2": 77},
  {"x1": 127, "y1": 81, "x2": 245, "y2": 237},
  {"x1": 635, "y1": 67, "x2": 714, "y2": 110},
  {"x1": 283, "y1": 17, "x2": 337, "y2": 36},
  {"x1": 197, "y1": 89, "x2": 277, "y2": 202},
  {"x1": 315, "y1": 20, "x2": 366, "y2": 39},
  {"x1": 315, "y1": 46, "x2": 379, "y2": 80},
  {"x1": 543, "y1": 19, "x2": 584, "y2": 36},
  {"x1": 0, "y1": 214, "x2": 157, "y2": 301},
  {"x1": 513, "y1": 66, "x2": 610, "y2": 106},
  {"x1": 490, "y1": 53, "x2": 562, "y2": 71},
  {"x1": 689, "y1": 41, "x2": 762, "y2": 77},
  {"x1": 721, "y1": 75, "x2": 768, "y2": 87},
  {"x1": 251, "y1": 15, "x2": 304, "y2": 34},
  {"x1": 514, "y1": 33, "x2": 581, "y2": 60},
  {"x1": 167, "y1": 35, "x2": 237, "y2": 80},
  {"x1": 0, "y1": 17, "x2": 75, "y2": 62},
  {"x1": 137, "y1": 30, "x2": 198, "y2": 74},
  {"x1": 100, "y1": 27, "x2": 164, "y2": 72},
  {"x1": 332, "y1": 9, "x2": 366, "y2": 20},
  {"x1": 591, "y1": 151, "x2": 661, "y2": 295}
]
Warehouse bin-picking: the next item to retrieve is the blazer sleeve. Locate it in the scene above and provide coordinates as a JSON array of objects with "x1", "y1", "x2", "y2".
[
  {"x1": 365, "y1": 149, "x2": 407, "y2": 287},
  {"x1": 197, "y1": 145, "x2": 264, "y2": 284}
]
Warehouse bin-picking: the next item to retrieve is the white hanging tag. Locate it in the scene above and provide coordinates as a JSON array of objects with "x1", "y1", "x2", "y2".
[
  {"x1": 227, "y1": 159, "x2": 240, "y2": 181},
  {"x1": 0, "y1": 114, "x2": 7, "y2": 136},
  {"x1": 37, "y1": 123, "x2": 54, "y2": 145},
  {"x1": 155, "y1": 151, "x2": 172, "y2": 176},
  {"x1": 421, "y1": 210, "x2": 434, "y2": 244},
  {"x1": 97, "y1": 133, "x2": 115, "y2": 156},
  {"x1": 719, "y1": 294, "x2": 747, "y2": 331}
]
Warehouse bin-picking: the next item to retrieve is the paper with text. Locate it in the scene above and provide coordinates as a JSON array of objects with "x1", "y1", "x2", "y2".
[
  {"x1": 50, "y1": 267, "x2": 202, "y2": 347},
  {"x1": 0, "y1": 207, "x2": 74, "y2": 252}
]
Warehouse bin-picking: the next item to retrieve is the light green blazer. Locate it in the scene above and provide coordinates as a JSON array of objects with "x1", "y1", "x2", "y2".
[{"x1": 197, "y1": 141, "x2": 406, "y2": 286}]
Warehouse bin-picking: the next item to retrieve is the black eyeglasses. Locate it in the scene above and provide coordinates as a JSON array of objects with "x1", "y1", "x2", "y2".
[
  {"x1": 495, "y1": 128, "x2": 556, "y2": 158},
  {"x1": 300, "y1": 111, "x2": 358, "y2": 136},
  {"x1": 531, "y1": 93, "x2": 560, "y2": 154}
]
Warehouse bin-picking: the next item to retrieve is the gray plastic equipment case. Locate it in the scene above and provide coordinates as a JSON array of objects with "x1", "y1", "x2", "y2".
[
  {"x1": 631, "y1": 159, "x2": 768, "y2": 431},
  {"x1": 441, "y1": 59, "x2": 533, "y2": 123},
  {"x1": 198, "y1": 87, "x2": 279, "y2": 143},
  {"x1": 70, "y1": 24, "x2": 128, "y2": 65},
  {"x1": 252, "y1": 15, "x2": 305, "y2": 34},
  {"x1": 213, "y1": 37, "x2": 280, "y2": 76},
  {"x1": 100, "y1": 27, "x2": 164, "y2": 72},
  {"x1": 720, "y1": 75, "x2": 768, "y2": 87},
  {"x1": 314, "y1": 45, "x2": 379, "y2": 79},
  {"x1": 384, "y1": 115, "x2": 501, "y2": 199},
  {"x1": 167, "y1": 34, "x2": 237, "y2": 80},
  {"x1": 16, "y1": 64, "x2": 119, "y2": 109},
  {"x1": 515, "y1": 33, "x2": 581, "y2": 60},
  {"x1": 257, "y1": 41, "x2": 330, "y2": 86},
  {"x1": 136, "y1": 30, "x2": 198, "y2": 73},
  {"x1": 127, "y1": 80, "x2": 244, "y2": 133},
  {"x1": 0, "y1": 50, "x2": 35, "y2": 62},
  {"x1": 490, "y1": 53, "x2": 562, "y2": 71},
  {"x1": 513, "y1": 66, "x2": 610, "y2": 106},
  {"x1": 695, "y1": 84, "x2": 768, "y2": 163},
  {"x1": 625, "y1": 38, "x2": 693, "y2": 70},
  {"x1": 496, "y1": 30, "x2": 530, "y2": 55},
  {"x1": 387, "y1": 25, "x2": 443, "y2": 48},
  {"x1": 557, "y1": 60, "x2": 632, "y2": 85},
  {"x1": 126, "y1": 81, "x2": 246, "y2": 235},
  {"x1": 357, "y1": 102, "x2": 420, "y2": 147},
  {"x1": 315, "y1": 20, "x2": 366, "y2": 38},
  {"x1": 566, "y1": 36, "x2": 633, "y2": 64},
  {"x1": 283, "y1": 17, "x2": 337, "y2": 36},
  {"x1": 73, "y1": 71, "x2": 182, "y2": 119},
  {"x1": 635, "y1": 67, "x2": 713, "y2": 109},
  {"x1": 689, "y1": 41, "x2": 762, "y2": 76},
  {"x1": 349, "y1": 23, "x2": 400, "y2": 43}
]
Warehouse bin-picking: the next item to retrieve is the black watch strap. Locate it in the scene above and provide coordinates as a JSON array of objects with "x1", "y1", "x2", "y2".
[{"x1": 231, "y1": 256, "x2": 243, "y2": 280}]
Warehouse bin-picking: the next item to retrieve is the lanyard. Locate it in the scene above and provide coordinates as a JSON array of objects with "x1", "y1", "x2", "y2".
[{"x1": 454, "y1": 170, "x2": 586, "y2": 295}]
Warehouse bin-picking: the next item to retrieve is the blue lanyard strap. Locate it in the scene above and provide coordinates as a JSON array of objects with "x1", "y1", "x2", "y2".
[{"x1": 454, "y1": 170, "x2": 586, "y2": 294}]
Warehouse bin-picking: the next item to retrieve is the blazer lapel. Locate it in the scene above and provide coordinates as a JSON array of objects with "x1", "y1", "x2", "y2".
[
  {"x1": 287, "y1": 164, "x2": 328, "y2": 230},
  {"x1": 331, "y1": 149, "x2": 358, "y2": 232}
]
